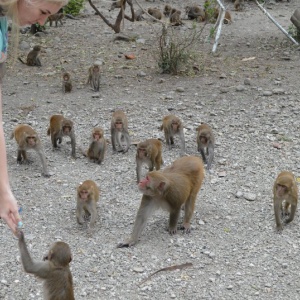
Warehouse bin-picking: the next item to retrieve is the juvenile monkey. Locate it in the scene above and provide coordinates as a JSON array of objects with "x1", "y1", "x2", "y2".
[
  {"x1": 87, "y1": 63, "x2": 101, "y2": 92},
  {"x1": 118, "y1": 156, "x2": 205, "y2": 247},
  {"x1": 148, "y1": 8, "x2": 163, "y2": 20},
  {"x1": 47, "y1": 13, "x2": 64, "y2": 26},
  {"x1": 196, "y1": 123, "x2": 215, "y2": 170},
  {"x1": 134, "y1": 9, "x2": 145, "y2": 21},
  {"x1": 18, "y1": 45, "x2": 42, "y2": 67},
  {"x1": 11, "y1": 124, "x2": 50, "y2": 177},
  {"x1": 18, "y1": 230, "x2": 75, "y2": 300},
  {"x1": 136, "y1": 139, "x2": 163, "y2": 183},
  {"x1": 84, "y1": 127, "x2": 106, "y2": 164},
  {"x1": 273, "y1": 171, "x2": 298, "y2": 231},
  {"x1": 185, "y1": 5, "x2": 206, "y2": 21},
  {"x1": 111, "y1": 110, "x2": 130, "y2": 153},
  {"x1": 62, "y1": 72, "x2": 72, "y2": 93},
  {"x1": 164, "y1": 4, "x2": 173, "y2": 17},
  {"x1": 160, "y1": 115, "x2": 185, "y2": 155},
  {"x1": 47, "y1": 114, "x2": 76, "y2": 158},
  {"x1": 170, "y1": 9, "x2": 183, "y2": 26},
  {"x1": 76, "y1": 180, "x2": 100, "y2": 227},
  {"x1": 234, "y1": 0, "x2": 244, "y2": 11}
]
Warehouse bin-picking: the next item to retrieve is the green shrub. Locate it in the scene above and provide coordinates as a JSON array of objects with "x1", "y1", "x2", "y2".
[{"x1": 64, "y1": 0, "x2": 85, "y2": 16}]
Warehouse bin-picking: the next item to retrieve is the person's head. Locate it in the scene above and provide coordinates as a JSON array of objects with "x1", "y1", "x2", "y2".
[{"x1": 2, "y1": 0, "x2": 68, "y2": 26}]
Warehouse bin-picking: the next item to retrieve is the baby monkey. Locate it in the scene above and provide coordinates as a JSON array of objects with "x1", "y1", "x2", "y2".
[
  {"x1": 18, "y1": 45, "x2": 42, "y2": 67},
  {"x1": 62, "y1": 72, "x2": 72, "y2": 93},
  {"x1": 76, "y1": 180, "x2": 100, "y2": 227},
  {"x1": 18, "y1": 230, "x2": 75, "y2": 300},
  {"x1": 273, "y1": 171, "x2": 298, "y2": 231}
]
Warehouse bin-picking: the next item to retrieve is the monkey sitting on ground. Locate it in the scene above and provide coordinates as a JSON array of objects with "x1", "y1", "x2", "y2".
[
  {"x1": 62, "y1": 72, "x2": 72, "y2": 93},
  {"x1": 234, "y1": 0, "x2": 244, "y2": 11},
  {"x1": 185, "y1": 5, "x2": 206, "y2": 22},
  {"x1": 82, "y1": 127, "x2": 106, "y2": 164},
  {"x1": 170, "y1": 9, "x2": 183, "y2": 26},
  {"x1": 18, "y1": 230, "x2": 75, "y2": 300},
  {"x1": 160, "y1": 115, "x2": 185, "y2": 155},
  {"x1": 47, "y1": 114, "x2": 76, "y2": 158},
  {"x1": 148, "y1": 8, "x2": 163, "y2": 20},
  {"x1": 111, "y1": 110, "x2": 131, "y2": 153},
  {"x1": 76, "y1": 180, "x2": 100, "y2": 227},
  {"x1": 47, "y1": 13, "x2": 64, "y2": 26},
  {"x1": 11, "y1": 124, "x2": 50, "y2": 177},
  {"x1": 136, "y1": 139, "x2": 163, "y2": 183},
  {"x1": 87, "y1": 63, "x2": 101, "y2": 92},
  {"x1": 118, "y1": 156, "x2": 205, "y2": 247},
  {"x1": 164, "y1": 4, "x2": 173, "y2": 17},
  {"x1": 273, "y1": 171, "x2": 298, "y2": 231},
  {"x1": 134, "y1": 9, "x2": 145, "y2": 21},
  {"x1": 18, "y1": 45, "x2": 42, "y2": 67},
  {"x1": 196, "y1": 123, "x2": 215, "y2": 170}
]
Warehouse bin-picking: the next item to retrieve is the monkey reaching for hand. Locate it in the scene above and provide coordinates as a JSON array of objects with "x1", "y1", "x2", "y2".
[{"x1": 18, "y1": 230, "x2": 75, "y2": 300}]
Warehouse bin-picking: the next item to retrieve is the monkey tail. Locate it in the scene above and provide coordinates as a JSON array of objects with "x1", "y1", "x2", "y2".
[{"x1": 18, "y1": 57, "x2": 26, "y2": 64}]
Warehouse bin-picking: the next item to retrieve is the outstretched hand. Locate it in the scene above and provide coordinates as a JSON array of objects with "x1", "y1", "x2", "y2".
[{"x1": 0, "y1": 193, "x2": 22, "y2": 235}]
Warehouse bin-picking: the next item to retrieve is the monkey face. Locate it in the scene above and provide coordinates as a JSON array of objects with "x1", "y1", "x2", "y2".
[
  {"x1": 115, "y1": 121, "x2": 123, "y2": 130},
  {"x1": 63, "y1": 125, "x2": 72, "y2": 134},
  {"x1": 171, "y1": 122, "x2": 179, "y2": 131},
  {"x1": 79, "y1": 189, "x2": 89, "y2": 201},
  {"x1": 26, "y1": 136, "x2": 36, "y2": 147},
  {"x1": 93, "y1": 66, "x2": 100, "y2": 73},
  {"x1": 137, "y1": 147, "x2": 147, "y2": 158},
  {"x1": 276, "y1": 184, "x2": 288, "y2": 198}
]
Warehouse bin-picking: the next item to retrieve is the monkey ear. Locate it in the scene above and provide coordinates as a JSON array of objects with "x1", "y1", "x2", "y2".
[{"x1": 158, "y1": 181, "x2": 166, "y2": 192}]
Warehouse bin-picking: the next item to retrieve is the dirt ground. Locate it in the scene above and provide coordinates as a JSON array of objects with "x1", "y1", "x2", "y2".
[{"x1": 1, "y1": 0, "x2": 300, "y2": 299}]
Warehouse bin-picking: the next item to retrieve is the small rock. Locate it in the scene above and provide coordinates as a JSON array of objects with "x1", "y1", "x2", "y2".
[
  {"x1": 220, "y1": 87, "x2": 229, "y2": 93},
  {"x1": 244, "y1": 193, "x2": 256, "y2": 201},
  {"x1": 133, "y1": 267, "x2": 144, "y2": 273},
  {"x1": 176, "y1": 87, "x2": 185, "y2": 92},
  {"x1": 272, "y1": 88, "x2": 285, "y2": 95},
  {"x1": 198, "y1": 219, "x2": 205, "y2": 225},
  {"x1": 92, "y1": 93, "x2": 101, "y2": 98},
  {"x1": 271, "y1": 128, "x2": 278, "y2": 134},
  {"x1": 263, "y1": 91, "x2": 273, "y2": 96},
  {"x1": 244, "y1": 78, "x2": 251, "y2": 85},
  {"x1": 235, "y1": 191, "x2": 243, "y2": 198},
  {"x1": 115, "y1": 75, "x2": 123, "y2": 79},
  {"x1": 137, "y1": 71, "x2": 147, "y2": 77},
  {"x1": 272, "y1": 142, "x2": 282, "y2": 149},
  {"x1": 136, "y1": 38, "x2": 145, "y2": 44},
  {"x1": 218, "y1": 171, "x2": 226, "y2": 177},
  {"x1": 219, "y1": 73, "x2": 227, "y2": 79},
  {"x1": 236, "y1": 85, "x2": 245, "y2": 92},
  {"x1": 227, "y1": 285, "x2": 233, "y2": 290}
]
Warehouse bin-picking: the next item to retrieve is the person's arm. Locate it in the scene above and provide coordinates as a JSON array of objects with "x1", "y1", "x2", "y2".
[{"x1": 0, "y1": 85, "x2": 21, "y2": 234}]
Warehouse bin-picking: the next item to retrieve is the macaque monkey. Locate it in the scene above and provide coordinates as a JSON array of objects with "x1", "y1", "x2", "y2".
[
  {"x1": 87, "y1": 63, "x2": 101, "y2": 92},
  {"x1": 47, "y1": 13, "x2": 64, "y2": 26},
  {"x1": 170, "y1": 9, "x2": 183, "y2": 26},
  {"x1": 148, "y1": 8, "x2": 163, "y2": 20},
  {"x1": 62, "y1": 72, "x2": 72, "y2": 93},
  {"x1": 234, "y1": 0, "x2": 244, "y2": 11},
  {"x1": 136, "y1": 139, "x2": 163, "y2": 183},
  {"x1": 185, "y1": 5, "x2": 206, "y2": 22},
  {"x1": 111, "y1": 110, "x2": 130, "y2": 153},
  {"x1": 84, "y1": 127, "x2": 106, "y2": 164},
  {"x1": 18, "y1": 45, "x2": 42, "y2": 67},
  {"x1": 196, "y1": 123, "x2": 215, "y2": 170},
  {"x1": 134, "y1": 9, "x2": 145, "y2": 21},
  {"x1": 213, "y1": 8, "x2": 232, "y2": 24},
  {"x1": 76, "y1": 180, "x2": 100, "y2": 227},
  {"x1": 118, "y1": 156, "x2": 205, "y2": 247},
  {"x1": 47, "y1": 114, "x2": 76, "y2": 158},
  {"x1": 11, "y1": 124, "x2": 50, "y2": 177},
  {"x1": 164, "y1": 4, "x2": 173, "y2": 17},
  {"x1": 160, "y1": 115, "x2": 185, "y2": 155},
  {"x1": 109, "y1": 0, "x2": 122, "y2": 11},
  {"x1": 273, "y1": 171, "x2": 298, "y2": 231},
  {"x1": 18, "y1": 230, "x2": 75, "y2": 300}
]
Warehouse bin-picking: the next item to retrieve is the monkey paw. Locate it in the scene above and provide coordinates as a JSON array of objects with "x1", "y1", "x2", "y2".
[
  {"x1": 180, "y1": 224, "x2": 191, "y2": 234},
  {"x1": 169, "y1": 228, "x2": 177, "y2": 235}
]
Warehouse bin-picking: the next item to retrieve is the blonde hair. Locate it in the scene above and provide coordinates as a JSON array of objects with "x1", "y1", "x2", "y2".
[{"x1": 0, "y1": 0, "x2": 68, "y2": 60}]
